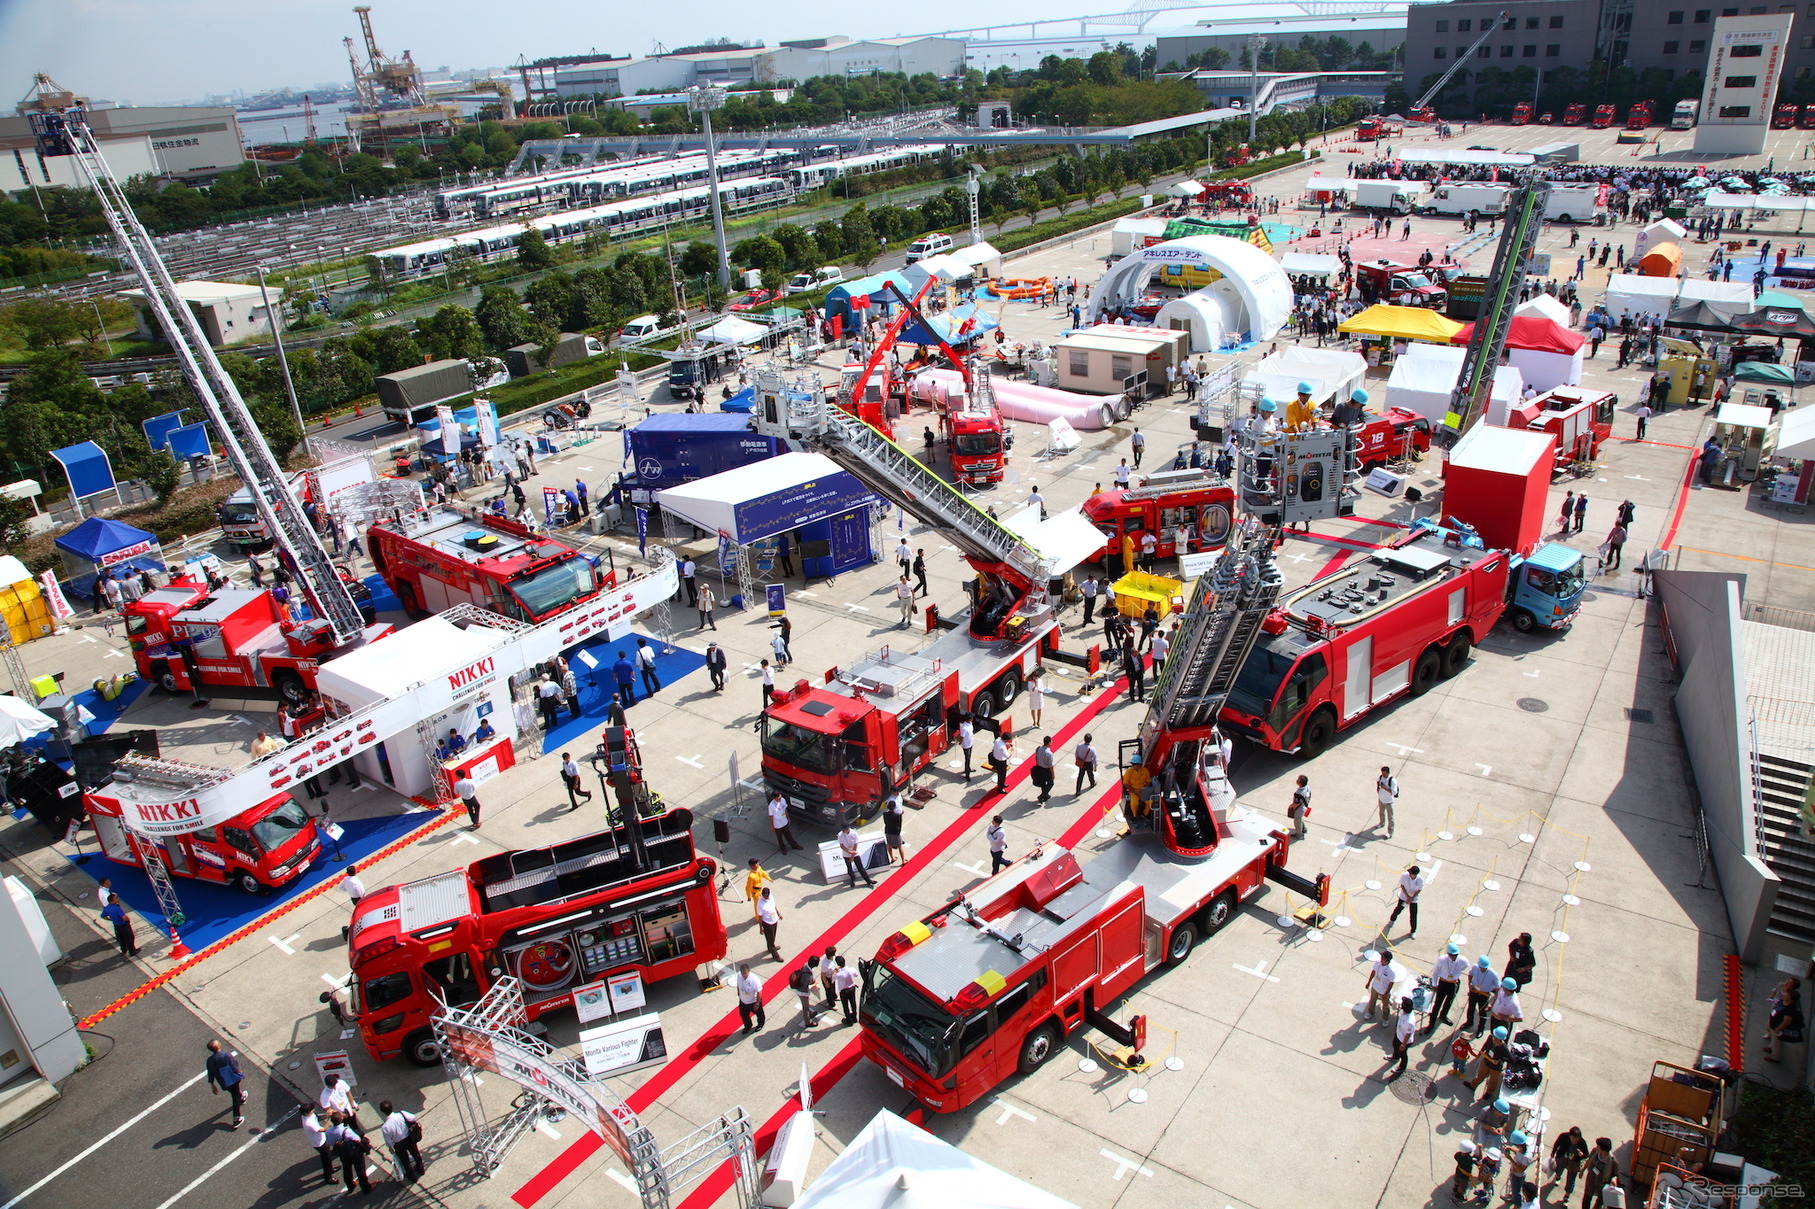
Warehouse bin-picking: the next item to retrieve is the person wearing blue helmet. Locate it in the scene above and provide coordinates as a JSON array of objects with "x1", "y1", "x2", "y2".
[
  {"x1": 1430, "y1": 941, "x2": 1468, "y2": 1030},
  {"x1": 1491, "y1": 976, "x2": 1525, "y2": 1032},
  {"x1": 1332, "y1": 386, "x2": 1370, "y2": 427},
  {"x1": 1286, "y1": 380, "x2": 1317, "y2": 431},
  {"x1": 1504, "y1": 1130, "x2": 1535, "y2": 1197},
  {"x1": 1471, "y1": 1027, "x2": 1512, "y2": 1103},
  {"x1": 1476, "y1": 1095, "x2": 1512, "y2": 1143},
  {"x1": 1467, "y1": 954, "x2": 1501, "y2": 1036}
]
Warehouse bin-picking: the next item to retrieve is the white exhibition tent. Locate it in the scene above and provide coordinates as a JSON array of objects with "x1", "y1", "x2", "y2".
[
  {"x1": 312, "y1": 616, "x2": 506, "y2": 709},
  {"x1": 1152, "y1": 290, "x2": 1240, "y2": 352},
  {"x1": 1280, "y1": 252, "x2": 1343, "y2": 278},
  {"x1": 694, "y1": 315, "x2": 769, "y2": 346},
  {"x1": 1385, "y1": 344, "x2": 1525, "y2": 426},
  {"x1": 1604, "y1": 273, "x2": 1681, "y2": 323},
  {"x1": 1245, "y1": 345, "x2": 1367, "y2": 406},
  {"x1": 1110, "y1": 217, "x2": 1167, "y2": 257},
  {"x1": 1513, "y1": 294, "x2": 1572, "y2": 327},
  {"x1": 0, "y1": 695, "x2": 55, "y2": 749},
  {"x1": 902, "y1": 253, "x2": 968, "y2": 289},
  {"x1": 997, "y1": 504, "x2": 1106, "y2": 577},
  {"x1": 792, "y1": 1111, "x2": 1078, "y2": 1209},
  {"x1": 1633, "y1": 218, "x2": 1688, "y2": 262},
  {"x1": 1166, "y1": 179, "x2": 1205, "y2": 198},
  {"x1": 654, "y1": 451, "x2": 867, "y2": 545},
  {"x1": 1090, "y1": 234, "x2": 1293, "y2": 343},
  {"x1": 949, "y1": 241, "x2": 1004, "y2": 280},
  {"x1": 1776, "y1": 406, "x2": 1815, "y2": 461},
  {"x1": 1675, "y1": 278, "x2": 1758, "y2": 320}
]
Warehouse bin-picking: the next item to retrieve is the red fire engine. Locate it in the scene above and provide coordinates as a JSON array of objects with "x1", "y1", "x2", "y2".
[
  {"x1": 1591, "y1": 104, "x2": 1618, "y2": 128},
  {"x1": 86, "y1": 784, "x2": 320, "y2": 895},
  {"x1": 1511, "y1": 102, "x2": 1533, "y2": 126},
  {"x1": 1775, "y1": 103, "x2": 1800, "y2": 129},
  {"x1": 367, "y1": 506, "x2": 611, "y2": 623},
  {"x1": 1351, "y1": 406, "x2": 1435, "y2": 469},
  {"x1": 348, "y1": 731, "x2": 728, "y2": 1065},
  {"x1": 1625, "y1": 100, "x2": 1654, "y2": 130},
  {"x1": 1563, "y1": 103, "x2": 1587, "y2": 125},
  {"x1": 1505, "y1": 385, "x2": 1617, "y2": 468},
  {"x1": 1219, "y1": 528, "x2": 1510, "y2": 756},
  {"x1": 1081, "y1": 469, "x2": 1236, "y2": 563},
  {"x1": 124, "y1": 578, "x2": 390, "y2": 705}
]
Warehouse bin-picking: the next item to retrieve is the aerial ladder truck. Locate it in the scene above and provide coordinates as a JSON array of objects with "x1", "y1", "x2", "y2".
[
  {"x1": 1401, "y1": 11, "x2": 1508, "y2": 122},
  {"x1": 852, "y1": 421, "x2": 1351, "y2": 1113},
  {"x1": 20, "y1": 76, "x2": 379, "y2": 936}
]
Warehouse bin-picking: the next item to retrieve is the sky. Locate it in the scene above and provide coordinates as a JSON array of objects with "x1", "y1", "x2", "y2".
[{"x1": 0, "y1": 0, "x2": 1077, "y2": 105}]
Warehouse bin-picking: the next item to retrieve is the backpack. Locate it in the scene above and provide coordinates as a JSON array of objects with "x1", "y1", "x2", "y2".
[{"x1": 789, "y1": 966, "x2": 814, "y2": 994}]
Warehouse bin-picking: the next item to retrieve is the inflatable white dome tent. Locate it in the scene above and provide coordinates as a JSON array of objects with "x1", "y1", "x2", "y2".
[{"x1": 1090, "y1": 234, "x2": 1293, "y2": 350}]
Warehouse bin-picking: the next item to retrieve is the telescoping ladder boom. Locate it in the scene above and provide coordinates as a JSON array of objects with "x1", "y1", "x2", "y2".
[{"x1": 21, "y1": 79, "x2": 366, "y2": 644}]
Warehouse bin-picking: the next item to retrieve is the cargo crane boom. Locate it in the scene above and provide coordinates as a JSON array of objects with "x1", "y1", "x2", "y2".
[
  {"x1": 22, "y1": 78, "x2": 366, "y2": 644},
  {"x1": 1436, "y1": 173, "x2": 1549, "y2": 449},
  {"x1": 1411, "y1": 11, "x2": 1509, "y2": 116}
]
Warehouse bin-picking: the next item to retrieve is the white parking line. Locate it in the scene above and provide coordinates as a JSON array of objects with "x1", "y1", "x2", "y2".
[
  {"x1": 676, "y1": 754, "x2": 704, "y2": 768},
  {"x1": 268, "y1": 933, "x2": 301, "y2": 955},
  {"x1": 1100, "y1": 1150, "x2": 1154, "y2": 1181},
  {"x1": 992, "y1": 1099, "x2": 1037, "y2": 1126},
  {"x1": 1233, "y1": 960, "x2": 1280, "y2": 982},
  {"x1": 151, "y1": 1106, "x2": 300, "y2": 1209},
  {"x1": 0, "y1": 1072, "x2": 207, "y2": 1208}
]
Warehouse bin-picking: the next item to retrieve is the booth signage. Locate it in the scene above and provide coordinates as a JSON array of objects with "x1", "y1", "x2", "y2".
[
  {"x1": 573, "y1": 979, "x2": 612, "y2": 1023},
  {"x1": 99, "y1": 540, "x2": 155, "y2": 567},
  {"x1": 579, "y1": 1013, "x2": 668, "y2": 1079}
]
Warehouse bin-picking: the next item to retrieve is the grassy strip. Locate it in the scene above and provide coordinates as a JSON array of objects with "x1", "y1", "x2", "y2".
[{"x1": 1726, "y1": 1082, "x2": 1814, "y2": 1194}]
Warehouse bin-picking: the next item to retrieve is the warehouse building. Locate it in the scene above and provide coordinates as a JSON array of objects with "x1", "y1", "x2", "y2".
[
  {"x1": 552, "y1": 36, "x2": 966, "y2": 98},
  {"x1": 0, "y1": 104, "x2": 244, "y2": 182}
]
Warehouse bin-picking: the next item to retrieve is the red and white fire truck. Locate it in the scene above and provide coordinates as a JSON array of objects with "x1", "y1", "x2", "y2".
[
  {"x1": 1219, "y1": 527, "x2": 1510, "y2": 756},
  {"x1": 1081, "y1": 469, "x2": 1237, "y2": 563},
  {"x1": 1351, "y1": 405, "x2": 1435, "y2": 469},
  {"x1": 216, "y1": 456, "x2": 377, "y2": 552},
  {"x1": 367, "y1": 506, "x2": 612, "y2": 624},
  {"x1": 348, "y1": 730, "x2": 726, "y2": 1065},
  {"x1": 86, "y1": 783, "x2": 320, "y2": 895},
  {"x1": 1504, "y1": 385, "x2": 1616, "y2": 468},
  {"x1": 124, "y1": 578, "x2": 390, "y2": 705},
  {"x1": 751, "y1": 368, "x2": 1085, "y2": 825}
]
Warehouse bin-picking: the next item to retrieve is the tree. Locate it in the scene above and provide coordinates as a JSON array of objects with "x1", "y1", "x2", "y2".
[
  {"x1": 475, "y1": 286, "x2": 533, "y2": 351},
  {"x1": 416, "y1": 305, "x2": 485, "y2": 361},
  {"x1": 0, "y1": 496, "x2": 31, "y2": 551},
  {"x1": 524, "y1": 271, "x2": 578, "y2": 329},
  {"x1": 840, "y1": 204, "x2": 876, "y2": 261},
  {"x1": 1087, "y1": 51, "x2": 1124, "y2": 87},
  {"x1": 141, "y1": 449, "x2": 183, "y2": 507},
  {"x1": 3, "y1": 298, "x2": 86, "y2": 351},
  {"x1": 516, "y1": 227, "x2": 556, "y2": 271},
  {"x1": 679, "y1": 241, "x2": 718, "y2": 278},
  {"x1": 730, "y1": 235, "x2": 786, "y2": 275}
]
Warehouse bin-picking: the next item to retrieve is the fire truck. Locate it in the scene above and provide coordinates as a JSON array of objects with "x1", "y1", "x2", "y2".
[
  {"x1": 750, "y1": 367, "x2": 1085, "y2": 825},
  {"x1": 1801, "y1": 105, "x2": 1815, "y2": 130},
  {"x1": 1356, "y1": 260, "x2": 1448, "y2": 309},
  {"x1": 367, "y1": 506, "x2": 611, "y2": 623},
  {"x1": 124, "y1": 577, "x2": 390, "y2": 705},
  {"x1": 857, "y1": 427, "x2": 1343, "y2": 1114},
  {"x1": 217, "y1": 456, "x2": 378, "y2": 552},
  {"x1": 1507, "y1": 385, "x2": 1616, "y2": 468},
  {"x1": 1080, "y1": 469, "x2": 1236, "y2": 564},
  {"x1": 1625, "y1": 100, "x2": 1654, "y2": 130},
  {"x1": 1775, "y1": 103, "x2": 1801, "y2": 129},
  {"x1": 1347, "y1": 406, "x2": 1434, "y2": 469},
  {"x1": 1510, "y1": 102, "x2": 1533, "y2": 126},
  {"x1": 86, "y1": 775, "x2": 320, "y2": 895},
  {"x1": 1591, "y1": 104, "x2": 1618, "y2": 128},
  {"x1": 1563, "y1": 103, "x2": 1587, "y2": 125},
  {"x1": 348, "y1": 728, "x2": 728, "y2": 1065},
  {"x1": 1356, "y1": 117, "x2": 1401, "y2": 141}
]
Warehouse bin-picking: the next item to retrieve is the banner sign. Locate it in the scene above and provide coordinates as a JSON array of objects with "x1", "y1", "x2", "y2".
[
  {"x1": 765, "y1": 583, "x2": 785, "y2": 617},
  {"x1": 476, "y1": 398, "x2": 500, "y2": 448},
  {"x1": 434, "y1": 405, "x2": 459, "y2": 455},
  {"x1": 579, "y1": 1013, "x2": 667, "y2": 1079}
]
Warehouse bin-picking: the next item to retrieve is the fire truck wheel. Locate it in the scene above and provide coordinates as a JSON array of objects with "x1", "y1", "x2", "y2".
[
  {"x1": 1442, "y1": 634, "x2": 1472, "y2": 678},
  {"x1": 970, "y1": 688, "x2": 998, "y2": 719},
  {"x1": 234, "y1": 870, "x2": 266, "y2": 895},
  {"x1": 1297, "y1": 708, "x2": 1336, "y2": 758},
  {"x1": 1409, "y1": 648, "x2": 1442, "y2": 697},
  {"x1": 1201, "y1": 891, "x2": 1237, "y2": 936},
  {"x1": 991, "y1": 671, "x2": 1022, "y2": 712},
  {"x1": 274, "y1": 671, "x2": 307, "y2": 705},
  {"x1": 396, "y1": 583, "x2": 427, "y2": 620},
  {"x1": 158, "y1": 672, "x2": 180, "y2": 693},
  {"x1": 403, "y1": 1029, "x2": 443, "y2": 1067},
  {"x1": 1164, "y1": 921, "x2": 1198, "y2": 965},
  {"x1": 1017, "y1": 1023, "x2": 1061, "y2": 1074}
]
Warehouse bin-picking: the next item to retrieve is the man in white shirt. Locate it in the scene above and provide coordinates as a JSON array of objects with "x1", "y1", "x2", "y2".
[
  {"x1": 1031, "y1": 736, "x2": 1056, "y2": 804},
  {"x1": 1430, "y1": 942, "x2": 1468, "y2": 1028},
  {"x1": 680, "y1": 557, "x2": 697, "y2": 608},
  {"x1": 957, "y1": 716, "x2": 976, "y2": 778},
  {"x1": 1376, "y1": 765, "x2": 1400, "y2": 837},
  {"x1": 1387, "y1": 864, "x2": 1424, "y2": 939},
  {"x1": 302, "y1": 1107, "x2": 337, "y2": 1185},
  {"x1": 832, "y1": 956, "x2": 860, "y2": 1024},
  {"x1": 1027, "y1": 486, "x2": 1046, "y2": 520},
  {"x1": 988, "y1": 732, "x2": 1011, "y2": 794},
  {"x1": 1114, "y1": 459, "x2": 1132, "y2": 489},
  {"x1": 837, "y1": 825, "x2": 874, "y2": 889},
  {"x1": 1081, "y1": 575, "x2": 1100, "y2": 625},
  {"x1": 378, "y1": 1099, "x2": 425, "y2": 1183},
  {"x1": 761, "y1": 659, "x2": 776, "y2": 708},
  {"x1": 342, "y1": 864, "x2": 367, "y2": 904},
  {"x1": 767, "y1": 792, "x2": 802, "y2": 853},
  {"x1": 986, "y1": 815, "x2": 1010, "y2": 874},
  {"x1": 1363, "y1": 949, "x2": 1399, "y2": 1020},
  {"x1": 453, "y1": 773, "x2": 480, "y2": 828},
  {"x1": 895, "y1": 576, "x2": 916, "y2": 627},
  {"x1": 1151, "y1": 627, "x2": 1170, "y2": 668},
  {"x1": 1387, "y1": 995, "x2": 1417, "y2": 1078},
  {"x1": 755, "y1": 888, "x2": 784, "y2": 959},
  {"x1": 1490, "y1": 978, "x2": 1524, "y2": 1030},
  {"x1": 319, "y1": 1073, "x2": 360, "y2": 1130},
  {"x1": 734, "y1": 964, "x2": 765, "y2": 1034},
  {"x1": 560, "y1": 752, "x2": 593, "y2": 810},
  {"x1": 895, "y1": 539, "x2": 912, "y2": 578},
  {"x1": 1467, "y1": 956, "x2": 1502, "y2": 1036}
]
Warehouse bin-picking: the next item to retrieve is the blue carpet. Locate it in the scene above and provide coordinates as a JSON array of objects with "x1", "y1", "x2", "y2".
[
  {"x1": 539, "y1": 630, "x2": 708, "y2": 754},
  {"x1": 361, "y1": 572, "x2": 400, "y2": 614},
  {"x1": 21, "y1": 677, "x2": 149, "y2": 765},
  {"x1": 64, "y1": 807, "x2": 432, "y2": 948}
]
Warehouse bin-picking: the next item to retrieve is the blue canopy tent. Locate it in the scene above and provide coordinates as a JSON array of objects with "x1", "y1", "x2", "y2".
[
  {"x1": 53, "y1": 517, "x2": 166, "y2": 602},
  {"x1": 822, "y1": 272, "x2": 913, "y2": 330},
  {"x1": 897, "y1": 304, "x2": 1000, "y2": 348}
]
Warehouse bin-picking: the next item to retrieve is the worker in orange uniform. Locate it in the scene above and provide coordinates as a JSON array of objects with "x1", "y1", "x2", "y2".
[{"x1": 1285, "y1": 381, "x2": 1319, "y2": 432}]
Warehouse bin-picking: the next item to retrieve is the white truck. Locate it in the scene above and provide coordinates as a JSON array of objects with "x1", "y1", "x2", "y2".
[
  {"x1": 1671, "y1": 99, "x2": 1700, "y2": 129},
  {"x1": 1351, "y1": 179, "x2": 1430, "y2": 214},
  {"x1": 1419, "y1": 183, "x2": 1512, "y2": 217},
  {"x1": 1544, "y1": 184, "x2": 1608, "y2": 225}
]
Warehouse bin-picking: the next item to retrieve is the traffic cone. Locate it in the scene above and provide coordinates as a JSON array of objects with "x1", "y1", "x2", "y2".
[{"x1": 167, "y1": 925, "x2": 192, "y2": 960}]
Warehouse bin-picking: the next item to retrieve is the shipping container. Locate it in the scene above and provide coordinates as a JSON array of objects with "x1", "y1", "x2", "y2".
[
  {"x1": 376, "y1": 359, "x2": 473, "y2": 425},
  {"x1": 504, "y1": 332, "x2": 604, "y2": 378}
]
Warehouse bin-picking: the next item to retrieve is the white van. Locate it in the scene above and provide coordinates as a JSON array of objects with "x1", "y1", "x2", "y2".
[
  {"x1": 785, "y1": 265, "x2": 844, "y2": 294},
  {"x1": 617, "y1": 314, "x2": 669, "y2": 344},
  {"x1": 904, "y1": 233, "x2": 954, "y2": 264}
]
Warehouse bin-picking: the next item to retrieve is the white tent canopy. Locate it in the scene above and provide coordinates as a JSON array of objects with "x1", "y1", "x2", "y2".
[
  {"x1": 1153, "y1": 290, "x2": 1239, "y2": 352},
  {"x1": 1110, "y1": 217, "x2": 1167, "y2": 257},
  {"x1": 1399, "y1": 148, "x2": 1534, "y2": 167},
  {"x1": 1705, "y1": 192, "x2": 1815, "y2": 212},
  {"x1": 793, "y1": 1111, "x2": 1077, "y2": 1209},
  {"x1": 654, "y1": 451, "x2": 868, "y2": 545},
  {"x1": 1385, "y1": 345, "x2": 1525, "y2": 425},
  {"x1": 1166, "y1": 179, "x2": 1205, "y2": 197},
  {"x1": 1280, "y1": 252, "x2": 1343, "y2": 278},
  {"x1": 694, "y1": 315, "x2": 769, "y2": 345},
  {"x1": 0, "y1": 695, "x2": 55, "y2": 749},
  {"x1": 1776, "y1": 406, "x2": 1815, "y2": 461},
  {"x1": 1634, "y1": 218, "x2": 1689, "y2": 262},
  {"x1": 1604, "y1": 273, "x2": 1681, "y2": 322},
  {"x1": 1245, "y1": 345, "x2": 1367, "y2": 406},
  {"x1": 1514, "y1": 294, "x2": 1571, "y2": 327},
  {"x1": 949, "y1": 241, "x2": 1004, "y2": 279},
  {"x1": 313, "y1": 616, "x2": 505, "y2": 708},
  {"x1": 1090, "y1": 234, "x2": 1293, "y2": 342},
  {"x1": 1675, "y1": 278, "x2": 1757, "y2": 319},
  {"x1": 997, "y1": 506, "x2": 1105, "y2": 577}
]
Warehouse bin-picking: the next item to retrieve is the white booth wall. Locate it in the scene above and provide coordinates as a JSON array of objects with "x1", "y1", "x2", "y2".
[
  {"x1": 1385, "y1": 345, "x2": 1525, "y2": 425},
  {"x1": 1508, "y1": 346, "x2": 1585, "y2": 392}
]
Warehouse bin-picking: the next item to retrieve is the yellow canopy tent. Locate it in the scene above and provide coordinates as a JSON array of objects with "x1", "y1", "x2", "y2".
[
  {"x1": 0, "y1": 556, "x2": 52, "y2": 646},
  {"x1": 1337, "y1": 304, "x2": 1465, "y2": 344}
]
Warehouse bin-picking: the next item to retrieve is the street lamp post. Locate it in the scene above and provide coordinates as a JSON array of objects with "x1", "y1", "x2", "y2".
[
  {"x1": 88, "y1": 299, "x2": 111, "y2": 357},
  {"x1": 687, "y1": 85, "x2": 731, "y2": 290},
  {"x1": 255, "y1": 265, "x2": 307, "y2": 438},
  {"x1": 1248, "y1": 36, "x2": 1267, "y2": 149}
]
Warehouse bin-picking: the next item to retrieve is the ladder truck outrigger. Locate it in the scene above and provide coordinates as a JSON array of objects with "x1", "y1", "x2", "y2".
[
  {"x1": 20, "y1": 76, "x2": 382, "y2": 935},
  {"x1": 854, "y1": 422, "x2": 1353, "y2": 1114}
]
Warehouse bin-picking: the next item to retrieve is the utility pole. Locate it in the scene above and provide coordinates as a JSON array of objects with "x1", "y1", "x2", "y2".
[
  {"x1": 255, "y1": 265, "x2": 307, "y2": 439},
  {"x1": 966, "y1": 166, "x2": 983, "y2": 246},
  {"x1": 687, "y1": 85, "x2": 731, "y2": 290},
  {"x1": 1248, "y1": 36, "x2": 1267, "y2": 148}
]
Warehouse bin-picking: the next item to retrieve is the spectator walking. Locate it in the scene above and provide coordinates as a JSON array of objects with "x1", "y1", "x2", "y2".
[
  {"x1": 680, "y1": 557, "x2": 699, "y2": 607},
  {"x1": 833, "y1": 956, "x2": 860, "y2": 1024},
  {"x1": 1387, "y1": 864, "x2": 1423, "y2": 938},
  {"x1": 205, "y1": 1038, "x2": 247, "y2": 1130},
  {"x1": 453, "y1": 772, "x2": 481, "y2": 828},
  {"x1": 1573, "y1": 493, "x2": 1588, "y2": 533},
  {"x1": 743, "y1": 858, "x2": 771, "y2": 918},
  {"x1": 1363, "y1": 949, "x2": 1397, "y2": 1019},
  {"x1": 789, "y1": 960, "x2": 819, "y2": 1028},
  {"x1": 895, "y1": 538, "x2": 912, "y2": 579},
  {"x1": 987, "y1": 816, "x2": 1011, "y2": 874},
  {"x1": 895, "y1": 575, "x2": 916, "y2": 626},
  {"x1": 1602, "y1": 521, "x2": 1627, "y2": 570},
  {"x1": 1504, "y1": 931, "x2": 1536, "y2": 988},
  {"x1": 1386, "y1": 996, "x2": 1417, "y2": 1078},
  {"x1": 1131, "y1": 427, "x2": 1146, "y2": 467},
  {"x1": 705, "y1": 642, "x2": 726, "y2": 692},
  {"x1": 696, "y1": 582, "x2": 716, "y2": 630},
  {"x1": 755, "y1": 887, "x2": 784, "y2": 959},
  {"x1": 912, "y1": 549, "x2": 929, "y2": 596},
  {"x1": 635, "y1": 638, "x2": 661, "y2": 696},
  {"x1": 837, "y1": 825, "x2": 875, "y2": 888},
  {"x1": 1583, "y1": 1138, "x2": 1620, "y2": 1209},
  {"x1": 768, "y1": 791, "x2": 803, "y2": 853},
  {"x1": 379, "y1": 1101, "x2": 425, "y2": 1184},
  {"x1": 612, "y1": 652, "x2": 637, "y2": 705},
  {"x1": 1288, "y1": 774, "x2": 1311, "y2": 840},
  {"x1": 1634, "y1": 402, "x2": 1652, "y2": 439},
  {"x1": 1549, "y1": 1126, "x2": 1590, "y2": 1198},
  {"x1": 1375, "y1": 765, "x2": 1399, "y2": 836},
  {"x1": 1073, "y1": 733, "x2": 1099, "y2": 794},
  {"x1": 326, "y1": 1112, "x2": 372, "y2": 1195},
  {"x1": 734, "y1": 964, "x2": 765, "y2": 1034},
  {"x1": 560, "y1": 752, "x2": 593, "y2": 810},
  {"x1": 1030, "y1": 736, "x2": 1055, "y2": 803},
  {"x1": 1081, "y1": 575, "x2": 1099, "y2": 625},
  {"x1": 760, "y1": 659, "x2": 776, "y2": 708},
  {"x1": 101, "y1": 893, "x2": 137, "y2": 957},
  {"x1": 302, "y1": 1107, "x2": 337, "y2": 1186},
  {"x1": 881, "y1": 793, "x2": 906, "y2": 863},
  {"x1": 988, "y1": 731, "x2": 1010, "y2": 794}
]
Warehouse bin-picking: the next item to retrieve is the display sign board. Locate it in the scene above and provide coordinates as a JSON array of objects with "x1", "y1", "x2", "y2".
[
  {"x1": 579, "y1": 1013, "x2": 668, "y2": 1079},
  {"x1": 313, "y1": 1049, "x2": 356, "y2": 1088},
  {"x1": 815, "y1": 831, "x2": 889, "y2": 884},
  {"x1": 50, "y1": 441, "x2": 116, "y2": 500},
  {"x1": 573, "y1": 979, "x2": 612, "y2": 1023},
  {"x1": 606, "y1": 970, "x2": 647, "y2": 1014}
]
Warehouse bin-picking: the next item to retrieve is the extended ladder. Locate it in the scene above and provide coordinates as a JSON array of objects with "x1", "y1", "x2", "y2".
[{"x1": 23, "y1": 81, "x2": 365, "y2": 644}]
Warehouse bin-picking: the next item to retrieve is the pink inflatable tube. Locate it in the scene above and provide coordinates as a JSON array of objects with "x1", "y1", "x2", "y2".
[{"x1": 909, "y1": 368, "x2": 1118, "y2": 431}]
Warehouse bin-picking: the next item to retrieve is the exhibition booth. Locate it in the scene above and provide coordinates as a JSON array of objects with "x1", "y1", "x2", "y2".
[
  {"x1": 1385, "y1": 345, "x2": 1525, "y2": 426},
  {"x1": 1245, "y1": 346, "x2": 1367, "y2": 407},
  {"x1": 654, "y1": 452, "x2": 877, "y2": 582},
  {"x1": 54, "y1": 517, "x2": 165, "y2": 603},
  {"x1": 1087, "y1": 234, "x2": 1292, "y2": 346},
  {"x1": 1451, "y1": 314, "x2": 1586, "y2": 391}
]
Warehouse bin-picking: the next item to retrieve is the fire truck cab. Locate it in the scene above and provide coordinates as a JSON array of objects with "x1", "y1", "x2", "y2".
[
  {"x1": 1081, "y1": 469, "x2": 1236, "y2": 564},
  {"x1": 367, "y1": 507, "x2": 611, "y2": 624},
  {"x1": 348, "y1": 800, "x2": 726, "y2": 1065},
  {"x1": 124, "y1": 580, "x2": 389, "y2": 705},
  {"x1": 1220, "y1": 532, "x2": 1510, "y2": 756},
  {"x1": 1356, "y1": 261, "x2": 1447, "y2": 309},
  {"x1": 1591, "y1": 104, "x2": 1618, "y2": 128},
  {"x1": 85, "y1": 787, "x2": 320, "y2": 895},
  {"x1": 1507, "y1": 385, "x2": 1617, "y2": 467}
]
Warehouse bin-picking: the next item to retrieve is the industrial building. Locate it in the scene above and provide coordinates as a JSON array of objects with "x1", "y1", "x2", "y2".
[
  {"x1": 119, "y1": 280, "x2": 280, "y2": 348},
  {"x1": 0, "y1": 104, "x2": 243, "y2": 182},
  {"x1": 549, "y1": 36, "x2": 967, "y2": 98},
  {"x1": 1153, "y1": 12, "x2": 1409, "y2": 71}
]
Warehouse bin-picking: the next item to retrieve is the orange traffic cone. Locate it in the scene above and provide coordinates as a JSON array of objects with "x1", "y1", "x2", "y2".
[{"x1": 167, "y1": 925, "x2": 192, "y2": 960}]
